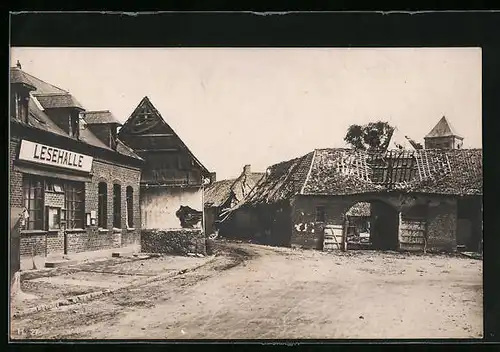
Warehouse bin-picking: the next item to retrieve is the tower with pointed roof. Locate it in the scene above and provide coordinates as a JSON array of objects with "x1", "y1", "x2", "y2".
[{"x1": 424, "y1": 116, "x2": 464, "y2": 150}]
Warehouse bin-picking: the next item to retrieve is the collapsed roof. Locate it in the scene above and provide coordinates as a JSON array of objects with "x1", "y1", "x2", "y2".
[
  {"x1": 205, "y1": 169, "x2": 265, "y2": 208},
  {"x1": 244, "y1": 147, "x2": 482, "y2": 206}
]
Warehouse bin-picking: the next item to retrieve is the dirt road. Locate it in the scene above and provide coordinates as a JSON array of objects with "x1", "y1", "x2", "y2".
[{"x1": 11, "y1": 242, "x2": 483, "y2": 340}]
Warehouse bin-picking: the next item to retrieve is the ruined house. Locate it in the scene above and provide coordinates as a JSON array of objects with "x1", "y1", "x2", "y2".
[
  {"x1": 204, "y1": 165, "x2": 264, "y2": 238},
  {"x1": 117, "y1": 97, "x2": 212, "y2": 254},
  {"x1": 233, "y1": 117, "x2": 482, "y2": 253}
]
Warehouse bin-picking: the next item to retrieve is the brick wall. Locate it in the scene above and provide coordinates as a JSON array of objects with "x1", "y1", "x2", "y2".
[
  {"x1": 20, "y1": 233, "x2": 46, "y2": 256},
  {"x1": 141, "y1": 229, "x2": 206, "y2": 255},
  {"x1": 66, "y1": 229, "x2": 115, "y2": 253},
  {"x1": 11, "y1": 134, "x2": 142, "y2": 257},
  {"x1": 87, "y1": 159, "x2": 141, "y2": 235},
  {"x1": 10, "y1": 138, "x2": 23, "y2": 209}
]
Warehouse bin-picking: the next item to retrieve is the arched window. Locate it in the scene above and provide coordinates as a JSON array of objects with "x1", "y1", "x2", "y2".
[
  {"x1": 113, "y1": 184, "x2": 121, "y2": 228},
  {"x1": 98, "y1": 182, "x2": 107, "y2": 228},
  {"x1": 126, "y1": 186, "x2": 134, "y2": 228}
]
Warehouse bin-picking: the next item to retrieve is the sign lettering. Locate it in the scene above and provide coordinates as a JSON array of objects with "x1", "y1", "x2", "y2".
[{"x1": 19, "y1": 140, "x2": 93, "y2": 173}]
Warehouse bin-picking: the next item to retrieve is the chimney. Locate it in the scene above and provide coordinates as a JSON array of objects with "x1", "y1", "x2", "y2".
[
  {"x1": 210, "y1": 172, "x2": 217, "y2": 183},
  {"x1": 16, "y1": 60, "x2": 21, "y2": 69},
  {"x1": 243, "y1": 164, "x2": 251, "y2": 176}
]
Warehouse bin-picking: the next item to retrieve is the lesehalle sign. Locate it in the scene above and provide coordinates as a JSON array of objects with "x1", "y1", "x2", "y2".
[{"x1": 19, "y1": 140, "x2": 93, "y2": 173}]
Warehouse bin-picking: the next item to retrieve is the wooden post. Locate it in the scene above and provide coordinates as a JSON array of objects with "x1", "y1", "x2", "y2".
[{"x1": 342, "y1": 217, "x2": 349, "y2": 252}]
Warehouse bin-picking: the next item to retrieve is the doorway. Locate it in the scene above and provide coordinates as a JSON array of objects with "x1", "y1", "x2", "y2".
[{"x1": 344, "y1": 200, "x2": 399, "y2": 251}]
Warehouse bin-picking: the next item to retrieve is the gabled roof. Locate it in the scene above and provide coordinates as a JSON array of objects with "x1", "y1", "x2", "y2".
[
  {"x1": 82, "y1": 110, "x2": 121, "y2": 125},
  {"x1": 239, "y1": 147, "x2": 482, "y2": 206},
  {"x1": 425, "y1": 116, "x2": 463, "y2": 139},
  {"x1": 119, "y1": 96, "x2": 211, "y2": 176}
]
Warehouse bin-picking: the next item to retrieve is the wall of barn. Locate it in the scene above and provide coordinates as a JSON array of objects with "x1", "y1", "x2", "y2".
[
  {"x1": 291, "y1": 195, "x2": 354, "y2": 249},
  {"x1": 218, "y1": 206, "x2": 263, "y2": 241},
  {"x1": 140, "y1": 186, "x2": 203, "y2": 229},
  {"x1": 426, "y1": 198, "x2": 458, "y2": 252},
  {"x1": 457, "y1": 196, "x2": 483, "y2": 251},
  {"x1": 291, "y1": 193, "x2": 461, "y2": 252}
]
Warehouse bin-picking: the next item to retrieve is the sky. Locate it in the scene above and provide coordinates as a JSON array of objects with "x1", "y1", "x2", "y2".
[{"x1": 10, "y1": 47, "x2": 482, "y2": 180}]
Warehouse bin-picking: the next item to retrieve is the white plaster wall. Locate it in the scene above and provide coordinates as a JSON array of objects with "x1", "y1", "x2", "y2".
[{"x1": 141, "y1": 187, "x2": 203, "y2": 229}]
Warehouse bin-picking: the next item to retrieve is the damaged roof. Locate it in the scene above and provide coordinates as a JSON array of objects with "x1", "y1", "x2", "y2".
[
  {"x1": 205, "y1": 170, "x2": 265, "y2": 208},
  {"x1": 11, "y1": 67, "x2": 142, "y2": 162},
  {"x1": 205, "y1": 179, "x2": 236, "y2": 207},
  {"x1": 245, "y1": 152, "x2": 314, "y2": 205},
  {"x1": 243, "y1": 147, "x2": 482, "y2": 205},
  {"x1": 404, "y1": 149, "x2": 482, "y2": 196},
  {"x1": 302, "y1": 149, "x2": 384, "y2": 196}
]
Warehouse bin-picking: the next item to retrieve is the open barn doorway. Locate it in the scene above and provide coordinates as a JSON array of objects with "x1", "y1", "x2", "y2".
[{"x1": 344, "y1": 200, "x2": 400, "y2": 251}]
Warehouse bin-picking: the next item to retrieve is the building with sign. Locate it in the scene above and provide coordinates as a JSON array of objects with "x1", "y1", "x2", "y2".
[
  {"x1": 10, "y1": 63, "x2": 144, "y2": 260},
  {"x1": 118, "y1": 97, "x2": 213, "y2": 254}
]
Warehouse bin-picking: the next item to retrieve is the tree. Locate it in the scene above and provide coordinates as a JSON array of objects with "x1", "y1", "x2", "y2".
[{"x1": 344, "y1": 121, "x2": 395, "y2": 152}]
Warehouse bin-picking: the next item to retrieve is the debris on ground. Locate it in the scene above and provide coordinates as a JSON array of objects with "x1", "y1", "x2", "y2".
[{"x1": 460, "y1": 252, "x2": 482, "y2": 260}]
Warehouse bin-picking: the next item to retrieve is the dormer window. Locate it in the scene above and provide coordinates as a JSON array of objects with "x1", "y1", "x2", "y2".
[
  {"x1": 10, "y1": 63, "x2": 36, "y2": 123},
  {"x1": 68, "y1": 110, "x2": 80, "y2": 139},
  {"x1": 11, "y1": 88, "x2": 30, "y2": 123}
]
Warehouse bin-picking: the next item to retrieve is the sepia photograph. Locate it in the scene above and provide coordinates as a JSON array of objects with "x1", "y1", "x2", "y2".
[{"x1": 9, "y1": 46, "x2": 482, "y2": 340}]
